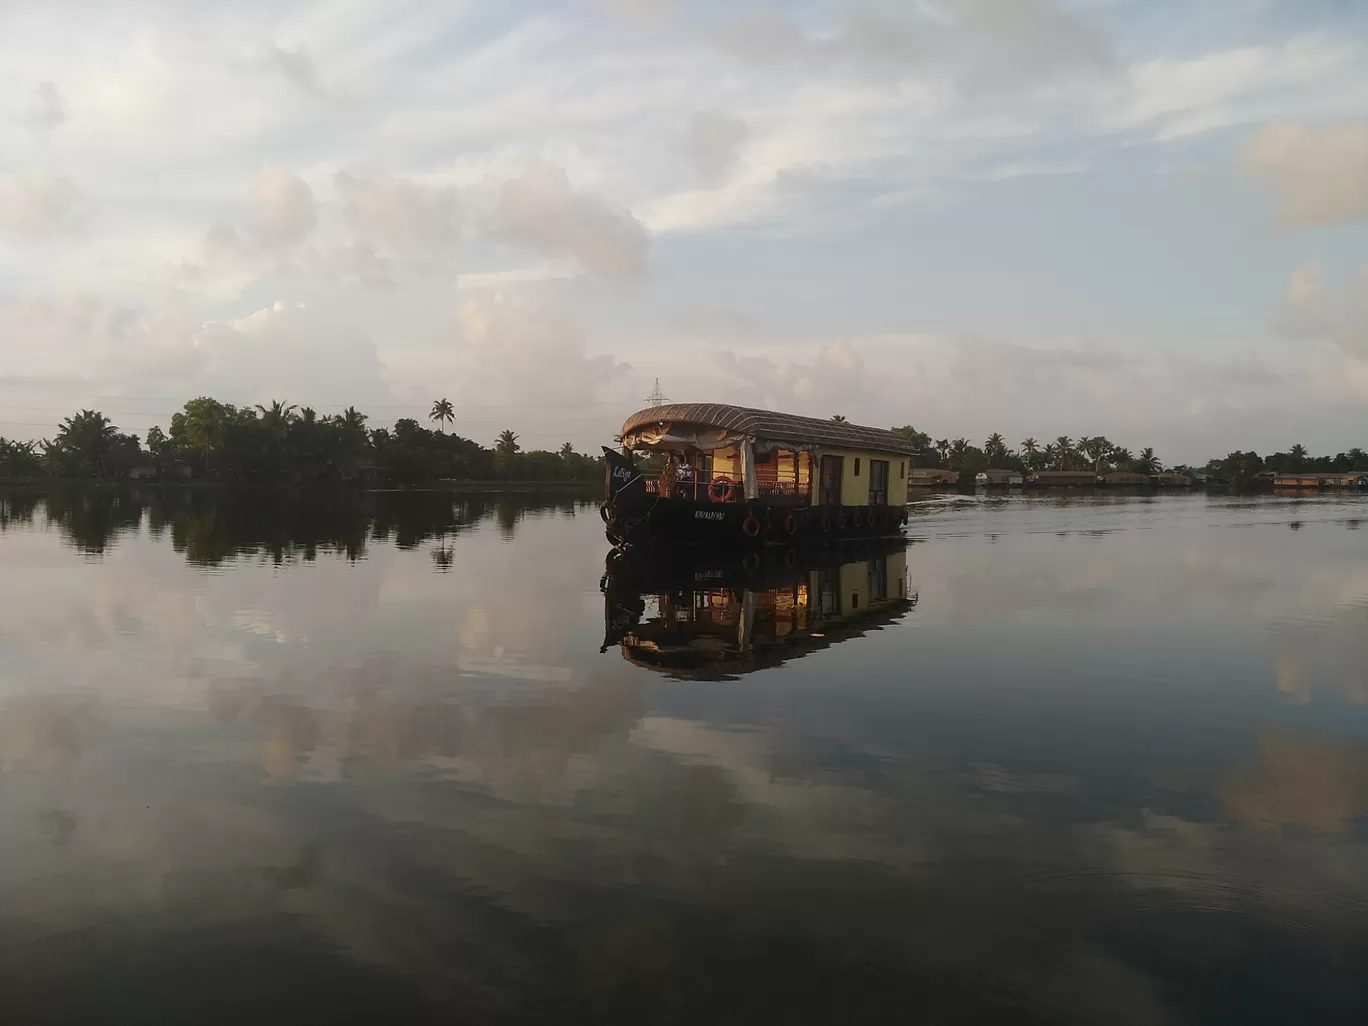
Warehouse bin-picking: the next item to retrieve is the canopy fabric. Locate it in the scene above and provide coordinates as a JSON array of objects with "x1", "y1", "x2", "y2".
[{"x1": 619, "y1": 403, "x2": 916, "y2": 456}]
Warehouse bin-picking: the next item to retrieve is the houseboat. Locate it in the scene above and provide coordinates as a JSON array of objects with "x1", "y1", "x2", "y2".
[
  {"x1": 601, "y1": 403, "x2": 915, "y2": 546},
  {"x1": 1273, "y1": 471, "x2": 1368, "y2": 490}
]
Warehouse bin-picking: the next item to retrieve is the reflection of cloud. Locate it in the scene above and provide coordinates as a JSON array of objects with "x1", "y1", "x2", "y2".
[{"x1": 1223, "y1": 730, "x2": 1368, "y2": 834}]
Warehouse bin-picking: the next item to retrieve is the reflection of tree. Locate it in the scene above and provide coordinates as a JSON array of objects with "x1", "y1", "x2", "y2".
[
  {"x1": 0, "y1": 492, "x2": 38, "y2": 532},
  {"x1": 42, "y1": 489, "x2": 143, "y2": 554},
  {"x1": 1223, "y1": 729, "x2": 1368, "y2": 833},
  {"x1": 31, "y1": 489, "x2": 593, "y2": 566}
]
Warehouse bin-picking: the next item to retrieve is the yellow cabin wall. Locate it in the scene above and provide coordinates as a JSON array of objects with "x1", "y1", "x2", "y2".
[{"x1": 813, "y1": 448, "x2": 910, "y2": 506}]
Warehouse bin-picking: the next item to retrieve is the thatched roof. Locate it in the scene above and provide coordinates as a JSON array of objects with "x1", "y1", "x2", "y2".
[{"x1": 619, "y1": 403, "x2": 917, "y2": 455}]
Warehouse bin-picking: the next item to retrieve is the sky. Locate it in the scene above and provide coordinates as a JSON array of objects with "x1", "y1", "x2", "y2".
[{"x1": 0, "y1": 0, "x2": 1366, "y2": 462}]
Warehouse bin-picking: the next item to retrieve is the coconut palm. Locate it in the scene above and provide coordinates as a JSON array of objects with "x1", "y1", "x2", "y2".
[
  {"x1": 1053, "y1": 436, "x2": 1074, "y2": 470},
  {"x1": 1081, "y1": 435, "x2": 1112, "y2": 474},
  {"x1": 984, "y1": 432, "x2": 1008, "y2": 466},
  {"x1": 1134, "y1": 447, "x2": 1160, "y2": 474},
  {"x1": 1288, "y1": 443, "x2": 1309, "y2": 468},
  {"x1": 830, "y1": 414, "x2": 847, "y2": 423},
  {"x1": 56, "y1": 409, "x2": 119, "y2": 478},
  {"x1": 1020, "y1": 437, "x2": 1040, "y2": 470},
  {"x1": 559, "y1": 441, "x2": 575, "y2": 459},
  {"x1": 934, "y1": 439, "x2": 950, "y2": 466},
  {"x1": 255, "y1": 400, "x2": 297, "y2": 429},
  {"x1": 430, "y1": 398, "x2": 454, "y2": 434},
  {"x1": 949, "y1": 437, "x2": 968, "y2": 470}
]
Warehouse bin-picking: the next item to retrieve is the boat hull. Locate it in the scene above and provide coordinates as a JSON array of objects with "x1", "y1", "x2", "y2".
[{"x1": 601, "y1": 494, "x2": 907, "y2": 547}]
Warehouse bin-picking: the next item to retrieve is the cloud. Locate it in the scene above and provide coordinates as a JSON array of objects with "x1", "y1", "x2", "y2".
[
  {"x1": 1240, "y1": 120, "x2": 1368, "y2": 228},
  {"x1": 1281, "y1": 261, "x2": 1368, "y2": 358},
  {"x1": 485, "y1": 162, "x2": 649, "y2": 278},
  {"x1": 250, "y1": 167, "x2": 317, "y2": 249},
  {"x1": 715, "y1": 0, "x2": 1111, "y2": 94},
  {"x1": 456, "y1": 289, "x2": 633, "y2": 413},
  {"x1": 589, "y1": 0, "x2": 673, "y2": 26},
  {"x1": 336, "y1": 172, "x2": 462, "y2": 256},
  {"x1": 686, "y1": 110, "x2": 749, "y2": 187},
  {"x1": 255, "y1": 44, "x2": 321, "y2": 94},
  {"x1": 17, "y1": 81, "x2": 66, "y2": 131},
  {"x1": 0, "y1": 174, "x2": 83, "y2": 240}
]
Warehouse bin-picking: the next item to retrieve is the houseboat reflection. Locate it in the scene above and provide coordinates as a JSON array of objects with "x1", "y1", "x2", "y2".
[{"x1": 601, "y1": 539, "x2": 916, "y2": 679}]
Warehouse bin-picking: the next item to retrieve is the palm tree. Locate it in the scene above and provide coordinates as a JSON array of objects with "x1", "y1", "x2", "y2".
[
  {"x1": 1134, "y1": 447, "x2": 1160, "y2": 474},
  {"x1": 1081, "y1": 435, "x2": 1112, "y2": 474},
  {"x1": 1053, "y1": 436, "x2": 1074, "y2": 470},
  {"x1": 949, "y1": 437, "x2": 968, "y2": 470},
  {"x1": 299, "y1": 407, "x2": 317, "y2": 425},
  {"x1": 830, "y1": 414, "x2": 847, "y2": 423},
  {"x1": 1288, "y1": 443, "x2": 1309, "y2": 468},
  {"x1": 339, "y1": 406, "x2": 368, "y2": 436},
  {"x1": 1111, "y1": 446, "x2": 1133, "y2": 470},
  {"x1": 495, "y1": 429, "x2": 520, "y2": 474},
  {"x1": 934, "y1": 439, "x2": 950, "y2": 466},
  {"x1": 430, "y1": 398, "x2": 454, "y2": 434},
  {"x1": 559, "y1": 441, "x2": 575, "y2": 459},
  {"x1": 255, "y1": 399, "x2": 297, "y2": 428},
  {"x1": 1020, "y1": 437, "x2": 1040, "y2": 470},
  {"x1": 984, "y1": 432, "x2": 1007, "y2": 466},
  {"x1": 56, "y1": 409, "x2": 119, "y2": 478}
]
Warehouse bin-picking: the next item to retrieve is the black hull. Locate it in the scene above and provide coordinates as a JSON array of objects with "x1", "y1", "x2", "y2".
[{"x1": 601, "y1": 494, "x2": 907, "y2": 547}]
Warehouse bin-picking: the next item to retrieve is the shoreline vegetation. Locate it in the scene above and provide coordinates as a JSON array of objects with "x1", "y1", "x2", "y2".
[
  {"x1": 0, "y1": 398, "x2": 604, "y2": 488},
  {"x1": 1, "y1": 399, "x2": 1364, "y2": 491},
  {"x1": 886, "y1": 426, "x2": 1368, "y2": 488}
]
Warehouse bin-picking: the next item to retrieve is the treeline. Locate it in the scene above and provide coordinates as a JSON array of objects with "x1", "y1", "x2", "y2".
[
  {"x1": 0, "y1": 397, "x2": 604, "y2": 487},
  {"x1": 889, "y1": 426, "x2": 1368, "y2": 481}
]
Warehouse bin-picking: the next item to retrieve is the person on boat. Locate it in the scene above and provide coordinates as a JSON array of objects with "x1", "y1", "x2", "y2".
[
  {"x1": 675, "y1": 454, "x2": 696, "y2": 499},
  {"x1": 658, "y1": 455, "x2": 678, "y2": 498}
]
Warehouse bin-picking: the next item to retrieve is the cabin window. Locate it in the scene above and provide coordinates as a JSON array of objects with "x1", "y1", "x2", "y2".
[
  {"x1": 854, "y1": 458, "x2": 861, "y2": 476},
  {"x1": 851, "y1": 592, "x2": 859, "y2": 610},
  {"x1": 900, "y1": 462, "x2": 905, "y2": 479},
  {"x1": 869, "y1": 460, "x2": 889, "y2": 505}
]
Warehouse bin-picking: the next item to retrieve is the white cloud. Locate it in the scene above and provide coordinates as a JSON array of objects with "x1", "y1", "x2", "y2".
[
  {"x1": 16, "y1": 81, "x2": 66, "y2": 131},
  {"x1": 1281, "y1": 261, "x2": 1368, "y2": 358},
  {"x1": 485, "y1": 162, "x2": 649, "y2": 278},
  {"x1": 250, "y1": 167, "x2": 317, "y2": 249},
  {"x1": 0, "y1": 174, "x2": 83, "y2": 240},
  {"x1": 1240, "y1": 120, "x2": 1368, "y2": 227},
  {"x1": 686, "y1": 109, "x2": 749, "y2": 187},
  {"x1": 715, "y1": 0, "x2": 1111, "y2": 94},
  {"x1": 456, "y1": 289, "x2": 634, "y2": 414},
  {"x1": 336, "y1": 172, "x2": 462, "y2": 256}
]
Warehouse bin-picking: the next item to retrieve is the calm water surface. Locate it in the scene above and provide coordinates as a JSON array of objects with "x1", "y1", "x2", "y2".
[{"x1": 2, "y1": 489, "x2": 1367, "y2": 1024}]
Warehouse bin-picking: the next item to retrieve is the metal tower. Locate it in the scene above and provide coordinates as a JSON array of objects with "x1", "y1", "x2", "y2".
[{"x1": 644, "y1": 378, "x2": 669, "y2": 407}]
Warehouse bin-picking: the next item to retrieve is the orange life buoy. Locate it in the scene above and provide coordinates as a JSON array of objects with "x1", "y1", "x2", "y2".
[
  {"x1": 742, "y1": 551, "x2": 760, "y2": 573},
  {"x1": 783, "y1": 513, "x2": 798, "y2": 536},
  {"x1": 709, "y1": 477, "x2": 732, "y2": 502},
  {"x1": 742, "y1": 514, "x2": 761, "y2": 538}
]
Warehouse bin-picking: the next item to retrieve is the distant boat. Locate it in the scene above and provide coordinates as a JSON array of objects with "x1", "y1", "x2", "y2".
[{"x1": 601, "y1": 403, "x2": 914, "y2": 546}]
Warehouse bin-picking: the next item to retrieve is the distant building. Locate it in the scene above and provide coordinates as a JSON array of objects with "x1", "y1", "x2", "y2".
[
  {"x1": 128, "y1": 466, "x2": 157, "y2": 481},
  {"x1": 1151, "y1": 472, "x2": 1195, "y2": 488},
  {"x1": 1101, "y1": 471, "x2": 1150, "y2": 486},
  {"x1": 909, "y1": 468, "x2": 959, "y2": 487},
  {"x1": 975, "y1": 469, "x2": 1022, "y2": 487},
  {"x1": 1026, "y1": 471, "x2": 1096, "y2": 487}
]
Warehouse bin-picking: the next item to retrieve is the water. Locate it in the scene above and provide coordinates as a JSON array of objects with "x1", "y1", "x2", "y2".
[{"x1": 2, "y1": 488, "x2": 1367, "y2": 1024}]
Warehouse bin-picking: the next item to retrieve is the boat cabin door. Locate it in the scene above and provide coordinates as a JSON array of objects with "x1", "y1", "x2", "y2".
[{"x1": 819, "y1": 454, "x2": 844, "y2": 506}]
